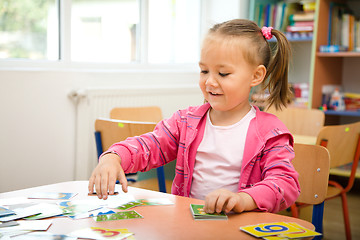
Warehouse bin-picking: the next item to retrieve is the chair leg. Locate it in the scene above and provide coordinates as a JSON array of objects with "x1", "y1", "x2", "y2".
[
  {"x1": 340, "y1": 192, "x2": 351, "y2": 240},
  {"x1": 156, "y1": 166, "x2": 166, "y2": 193},
  {"x1": 290, "y1": 203, "x2": 299, "y2": 218}
]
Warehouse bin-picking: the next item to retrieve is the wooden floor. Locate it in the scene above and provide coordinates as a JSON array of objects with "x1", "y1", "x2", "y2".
[
  {"x1": 322, "y1": 178, "x2": 360, "y2": 240},
  {"x1": 128, "y1": 177, "x2": 360, "y2": 240}
]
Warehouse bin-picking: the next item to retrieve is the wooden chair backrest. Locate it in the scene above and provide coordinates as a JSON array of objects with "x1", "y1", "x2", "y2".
[
  {"x1": 316, "y1": 121, "x2": 360, "y2": 168},
  {"x1": 95, "y1": 118, "x2": 156, "y2": 151},
  {"x1": 266, "y1": 107, "x2": 325, "y2": 136},
  {"x1": 292, "y1": 143, "x2": 330, "y2": 204},
  {"x1": 110, "y1": 106, "x2": 163, "y2": 123}
]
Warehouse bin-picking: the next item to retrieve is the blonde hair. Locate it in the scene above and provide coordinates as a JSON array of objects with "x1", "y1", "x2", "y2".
[{"x1": 206, "y1": 19, "x2": 293, "y2": 110}]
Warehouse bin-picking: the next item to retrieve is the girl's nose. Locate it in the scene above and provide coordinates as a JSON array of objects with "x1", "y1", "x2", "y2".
[{"x1": 205, "y1": 74, "x2": 218, "y2": 87}]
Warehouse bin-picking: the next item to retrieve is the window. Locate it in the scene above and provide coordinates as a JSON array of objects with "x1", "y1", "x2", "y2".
[
  {"x1": 0, "y1": 0, "x2": 59, "y2": 60},
  {"x1": 0, "y1": 0, "x2": 245, "y2": 66},
  {"x1": 71, "y1": 0, "x2": 139, "y2": 63}
]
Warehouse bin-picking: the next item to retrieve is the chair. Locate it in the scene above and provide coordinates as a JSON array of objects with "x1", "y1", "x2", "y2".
[
  {"x1": 317, "y1": 122, "x2": 360, "y2": 240},
  {"x1": 110, "y1": 106, "x2": 163, "y2": 123},
  {"x1": 108, "y1": 106, "x2": 169, "y2": 192},
  {"x1": 290, "y1": 143, "x2": 330, "y2": 239},
  {"x1": 266, "y1": 107, "x2": 325, "y2": 136},
  {"x1": 291, "y1": 121, "x2": 360, "y2": 240},
  {"x1": 94, "y1": 118, "x2": 169, "y2": 193}
]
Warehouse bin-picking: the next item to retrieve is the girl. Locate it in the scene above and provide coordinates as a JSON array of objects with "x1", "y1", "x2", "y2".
[{"x1": 88, "y1": 19, "x2": 300, "y2": 214}]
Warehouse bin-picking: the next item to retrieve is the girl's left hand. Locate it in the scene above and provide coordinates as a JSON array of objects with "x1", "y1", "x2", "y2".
[{"x1": 204, "y1": 189, "x2": 257, "y2": 214}]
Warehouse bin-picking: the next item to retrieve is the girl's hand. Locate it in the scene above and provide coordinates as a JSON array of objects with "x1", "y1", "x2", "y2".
[
  {"x1": 204, "y1": 189, "x2": 257, "y2": 214},
  {"x1": 88, "y1": 153, "x2": 128, "y2": 200}
]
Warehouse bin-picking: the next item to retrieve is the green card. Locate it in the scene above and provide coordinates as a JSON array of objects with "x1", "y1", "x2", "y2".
[
  {"x1": 117, "y1": 201, "x2": 142, "y2": 210},
  {"x1": 94, "y1": 211, "x2": 143, "y2": 222},
  {"x1": 190, "y1": 204, "x2": 227, "y2": 220}
]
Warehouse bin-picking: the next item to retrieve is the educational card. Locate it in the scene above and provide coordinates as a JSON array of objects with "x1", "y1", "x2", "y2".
[
  {"x1": 27, "y1": 192, "x2": 77, "y2": 200},
  {"x1": 69, "y1": 227, "x2": 133, "y2": 240},
  {"x1": 69, "y1": 207, "x2": 115, "y2": 220},
  {"x1": 0, "y1": 220, "x2": 53, "y2": 233},
  {"x1": 137, "y1": 198, "x2": 174, "y2": 206},
  {"x1": 0, "y1": 206, "x2": 14, "y2": 217},
  {"x1": 279, "y1": 222, "x2": 322, "y2": 239},
  {"x1": 58, "y1": 201, "x2": 101, "y2": 217},
  {"x1": 0, "y1": 204, "x2": 46, "y2": 222},
  {"x1": 11, "y1": 232, "x2": 77, "y2": 240},
  {"x1": 239, "y1": 222, "x2": 305, "y2": 238},
  {"x1": 93, "y1": 211, "x2": 143, "y2": 222},
  {"x1": 190, "y1": 204, "x2": 228, "y2": 220},
  {"x1": 117, "y1": 201, "x2": 143, "y2": 210},
  {"x1": 24, "y1": 203, "x2": 63, "y2": 220}
]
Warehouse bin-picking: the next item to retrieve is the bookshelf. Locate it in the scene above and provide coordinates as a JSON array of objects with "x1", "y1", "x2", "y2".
[
  {"x1": 249, "y1": 0, "x2": 315, "y2": 107},
  {"x1": 307, "y1": 0, "x2": 360, "y2": 178},
  {"x1": 310, "y1": 0, "x2": 360, "y2": 120},
  {"x1": 250, "y1": 0, "x2": 360, "y2": 178}
]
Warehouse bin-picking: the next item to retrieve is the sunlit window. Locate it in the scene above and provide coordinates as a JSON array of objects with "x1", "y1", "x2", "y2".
[
  {"x1": 0, "y1": 0, "x2": 241, "y2": 65},
  {"x1": 0, "y1": 0, "x2": 59, "y2": 60},
  {"x1": 148, "y1": 0, "x2": 201, "y2": 64},
  {"x1": 71, "y1": 0, "x2": 139, "y2": 63}
]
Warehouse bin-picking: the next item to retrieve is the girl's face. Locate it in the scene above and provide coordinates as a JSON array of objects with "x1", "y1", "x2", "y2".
[{"x1": 199, "y1": 36, "x2": 264, "y2": 115}]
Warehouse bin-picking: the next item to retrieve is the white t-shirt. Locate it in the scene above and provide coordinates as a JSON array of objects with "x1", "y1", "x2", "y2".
[{"x1": 190, "y1": 107, "x2": 256, "y2": 200}]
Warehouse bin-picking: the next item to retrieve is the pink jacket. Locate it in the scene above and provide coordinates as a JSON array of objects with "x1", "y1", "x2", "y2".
[{"x1": 106, "y1": 103, "x2": 300, "y2": 213}]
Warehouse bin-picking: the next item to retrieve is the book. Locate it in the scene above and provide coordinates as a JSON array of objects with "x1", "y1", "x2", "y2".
[
  {"x1": 189, "y1": 204, "x2": 227, "y2": 220},
  {"x1": 319, "y1": 45, "x2": 347, "y2": 53},
  {"x1": 286, "y1": 25, "x2": 313, "y2": 32}
]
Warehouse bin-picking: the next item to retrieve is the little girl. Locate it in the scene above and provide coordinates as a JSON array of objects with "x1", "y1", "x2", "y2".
[{"x1": 88, "y1": 19, "x2": 300, "y2": 214}]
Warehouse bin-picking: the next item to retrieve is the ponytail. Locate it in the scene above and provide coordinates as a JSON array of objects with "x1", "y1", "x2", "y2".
[{"x1": 262, "y1": 29, "x2": 293, "y2": 110}]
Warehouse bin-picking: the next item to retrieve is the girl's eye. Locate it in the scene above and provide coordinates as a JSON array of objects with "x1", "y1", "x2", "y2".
[
  {"x1": 201, "y1": 70, "x2": 208, "y2": 74},
  {"x1": 219, "y1": 72, "x2": 229, "y2": 77}
]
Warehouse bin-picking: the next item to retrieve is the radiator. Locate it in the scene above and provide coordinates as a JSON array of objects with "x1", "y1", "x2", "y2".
[{"x1": 68, "y1": 85, "x2": 203, "y2": 180}]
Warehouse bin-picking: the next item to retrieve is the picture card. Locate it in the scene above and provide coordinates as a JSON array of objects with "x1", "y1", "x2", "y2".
[
  {"x1": 0, "y1": 220, "x2": 52, "y2": 233},
  {"x1": 69, "y1": 227, "x2": 133, "y2": 240},
  {"x1": 0, "y1": 203, "x2": 47, "y2": 222},
  {"x1": 93, "y1": 210, "x2": 143, "y2": 222},
  {"x1": 58, "y1": 201, "x2": 101, "y2": 217},
  {"x1": 68, "y1": 207, "x2": 115, "y2": 220},
  {"x1": 117, "y1": 201, "x2": 142, "y2": 210},
  {"x1": 0, "y1": 206, "x2": 14, "y2": 217},
  {"x1": 27, "y1": 192, "x2": 77, "y2": 200},
  {"x1": 11, "y1": 232, "x2": 77, "y2": 240},
  {"x1": 23, "y1": 203, "x2": 63, "y2": 220},
  {"x1": 190, "y1": 204, "x2": 227, "y2": 220}
]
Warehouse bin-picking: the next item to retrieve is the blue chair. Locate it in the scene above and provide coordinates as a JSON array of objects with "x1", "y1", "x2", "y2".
[
  {"x1": 94, "y1": 118, "x2": 167, "y2": 193},
  {"x1": 290, "y1": 143, "x2": 330, "y2": 239}
]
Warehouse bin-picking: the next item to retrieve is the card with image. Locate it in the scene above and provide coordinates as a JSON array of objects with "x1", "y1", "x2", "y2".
[
  {"x1": 93, "y1": 210, "x2": 143, "y2": 222},
  {"x1": 117, "y1": 201, "x2": 142, "y2": 210},
  {"x1": 190, "y1": 204, "x2": 227, "y2": 220},
  {"x1": 28, "y1": 192, "x2": 77, "y2": 200},
  {"x1": 0, "y1": 206, "x2": 14, "y2": 217},
  {"x1": 69, "y1": 227, "x2": 133, "y2": 240}
]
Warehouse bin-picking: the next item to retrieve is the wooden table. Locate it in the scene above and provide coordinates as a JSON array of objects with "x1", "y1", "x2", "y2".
[{"x1": 0, "y1": 181, "x2": 315, "y2": 240}]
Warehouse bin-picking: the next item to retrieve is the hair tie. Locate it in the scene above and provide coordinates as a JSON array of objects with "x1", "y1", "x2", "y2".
[{"x1": 261, "y1": 26, "x2": 273, "y2": 40}]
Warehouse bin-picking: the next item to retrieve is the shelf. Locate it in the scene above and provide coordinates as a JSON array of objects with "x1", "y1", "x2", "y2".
[
  {"x1": 324, "y1": 110, "x2": 360, "y2": 117},
  {"x1": 317, "y1": 52, "x2": 360, "y2": 57}
]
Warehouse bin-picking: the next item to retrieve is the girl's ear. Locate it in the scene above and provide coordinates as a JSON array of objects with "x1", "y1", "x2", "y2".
[{"x1": 250, "y1": 65, "x2": 266, "y2": 87}]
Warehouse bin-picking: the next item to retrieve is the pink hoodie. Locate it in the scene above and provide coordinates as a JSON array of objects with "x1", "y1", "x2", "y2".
[{"x1": 106, "y1": 103, "x2": 300, "y2": 213}]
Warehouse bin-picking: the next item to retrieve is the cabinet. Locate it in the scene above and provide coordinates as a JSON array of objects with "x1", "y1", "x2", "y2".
[{"x1": 310, "y1": 0, "x2": 360, "y2": 122}]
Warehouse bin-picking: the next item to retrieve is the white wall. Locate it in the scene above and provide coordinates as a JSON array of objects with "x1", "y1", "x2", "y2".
[{"x1": 0, "y1": 69, "x2": 200, "y2": 192}]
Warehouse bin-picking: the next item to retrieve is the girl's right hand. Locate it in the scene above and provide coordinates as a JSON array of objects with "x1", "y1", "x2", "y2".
[{"x1": 88, "y1": 153, "x2": 128, "y2": 200}]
